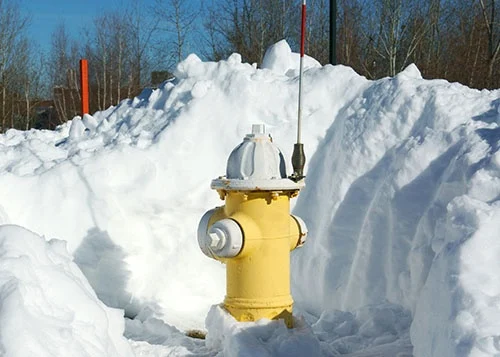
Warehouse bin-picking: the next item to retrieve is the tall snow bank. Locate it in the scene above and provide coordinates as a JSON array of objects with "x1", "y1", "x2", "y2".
[
  {"x1": 0, "y1": 225, "x2": 133, "y2": 357},
  {"x1": 411, "y1": 196, "x2": 500, "y2": 357},
  {"x1": 0, "y1": 38, "x2": 499, "y2": 356},
  {"x1": 291, "y1": 62, "x2": 500, "y2": 356},
  {"x1": 0, "y1": 41, "x2": 365, "y2": 330}
]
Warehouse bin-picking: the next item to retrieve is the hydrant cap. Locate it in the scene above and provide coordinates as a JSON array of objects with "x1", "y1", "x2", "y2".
[
  {"x1": 212, "y1": 125, "x2": 303, "y2": 191},
  {"x1": 198, "y1": 210, "x2": 244, "y2": 259}
]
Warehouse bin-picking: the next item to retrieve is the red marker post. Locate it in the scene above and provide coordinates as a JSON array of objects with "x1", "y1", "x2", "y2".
[{"x1": 79, "y1": 59, "x2": 89, "y2": 116}]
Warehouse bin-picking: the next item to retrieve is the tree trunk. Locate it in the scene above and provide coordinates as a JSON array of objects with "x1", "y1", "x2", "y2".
[
  {"x1": 118, "y1": 39, "x2": 122, "y2": 102},
  {"x1": 102, "y1": 56, "x2": 107, "y2": 109},
  {"x1": 2, "y1": 86, "x2": 5, "y2": 132},
  {"x1": 95, "y1": 72, "x2": 102, "y2": 111},
  {"x1": 110, "y1": 72, "x2": 114, "y2": 106},
  {"x1": 10, "y1": 94, "x2": 14, "y2": 128},
  {"x1": 25, "y1": 81, "x2": 30, "y2": 130}
]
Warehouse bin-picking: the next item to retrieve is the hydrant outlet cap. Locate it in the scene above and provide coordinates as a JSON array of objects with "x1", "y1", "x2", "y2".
[
  {"x1": 208, "y1": 219, "x2": 243, "y2": 258},
  {"x1": 198, "y1": 208, "x2": 218, "y2": 258}
]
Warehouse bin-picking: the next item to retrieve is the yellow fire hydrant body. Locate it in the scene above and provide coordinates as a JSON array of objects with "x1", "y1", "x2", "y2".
[{"x1": 198, "y1": 125, "x2": 307, "y2": 327}]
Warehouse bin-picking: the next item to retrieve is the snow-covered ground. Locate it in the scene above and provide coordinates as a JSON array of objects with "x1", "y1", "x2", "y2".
[{"x1": 0, "y1": 40, "x2": 499, "y2": 356}]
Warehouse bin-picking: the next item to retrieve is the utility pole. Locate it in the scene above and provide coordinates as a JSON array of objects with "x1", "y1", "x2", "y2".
[{"x1": 329, "y1": 0, "x2": 337, "y2": 65}]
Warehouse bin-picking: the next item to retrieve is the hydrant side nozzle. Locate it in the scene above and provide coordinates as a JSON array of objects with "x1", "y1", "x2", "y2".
[
  {"x1": 198, "y1": 208, "x2": 244, "y2": 259},
  {"x1": 291, "y1": 214, "x2": 308, "y2": 249},
  {"x1": 198, "y1": 208, "x2": 218, "y2": 258},
  {"x1": 207, "y1": 219, "x2": 244, "y2": 258}
]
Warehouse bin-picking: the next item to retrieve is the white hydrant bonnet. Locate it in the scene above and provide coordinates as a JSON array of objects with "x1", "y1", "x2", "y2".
[{"x1": 211, "y1": 124, "x2": 303, "y2": 191}]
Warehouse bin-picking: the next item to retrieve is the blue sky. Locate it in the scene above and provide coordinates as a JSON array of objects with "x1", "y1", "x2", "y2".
[{"x1": 21, "y1": 0, "x2": 158, "y2": 53}]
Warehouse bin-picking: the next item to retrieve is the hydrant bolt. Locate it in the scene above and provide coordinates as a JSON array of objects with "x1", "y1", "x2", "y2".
[{"x1": 209, "y1": 230, "x2": 225, "y2": 249}]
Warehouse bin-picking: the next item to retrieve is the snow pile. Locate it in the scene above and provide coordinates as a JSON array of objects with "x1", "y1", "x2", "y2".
[
  {"x1": 0, "y1": 225, "x2": 133, "y2": 357},
  {"x1": 125, "y1": 314, "x2": 209, "y2": 356},
  {"x1": 0, "y1": 40, "x2": 499, "y2": 356},
  {"x1": 205, "y1": 305, "x2": 322, "y2": 357},
  {"x1": 291, "y1": 62, "x2": 500, "y2": 356},
  {"x1": 0, "y1": 46, "x2": 363, "y2": 331},
  {"x1": 261, "y1": 40, "x2": 321, "y2": 76},
  {"x1": 411, "y1": 197, "x2": 500, "y2": 357}
]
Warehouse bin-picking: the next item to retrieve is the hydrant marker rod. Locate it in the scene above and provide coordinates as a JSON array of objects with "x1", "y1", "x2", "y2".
[
  {"x1": 298, "y1": 0, "x2": 306, "y2": 145},
  {"x1": 291, "y1": 1, "x2": 307, "y2": 182}
]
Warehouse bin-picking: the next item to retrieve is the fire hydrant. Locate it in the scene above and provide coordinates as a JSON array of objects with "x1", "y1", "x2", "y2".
[{"x1": 198, "y1": 124, "x2": 307, "y2": 328}]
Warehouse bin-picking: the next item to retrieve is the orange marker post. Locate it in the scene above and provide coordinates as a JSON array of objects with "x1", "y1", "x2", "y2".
[{"x1": 79, "y1": 59, "x2": 89, "y2": 115}]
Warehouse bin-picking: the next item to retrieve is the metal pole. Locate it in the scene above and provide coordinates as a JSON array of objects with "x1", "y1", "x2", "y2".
[
  {"x1": 291, "y1": 0, "x2": 307, "y2": 181},
  {"x1": 79, "y1": 59, "x2": 89, "y2": 115},
  {"x1": 329, "y1": 0, "x2": 337, "y2": 65}
]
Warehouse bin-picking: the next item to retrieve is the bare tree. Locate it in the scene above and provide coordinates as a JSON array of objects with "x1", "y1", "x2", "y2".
[
  {"x1": 109, "y1": 13, "x2": 129, "y2": 103},
  {"x1": 127, "y1": 0, "x2": 160, "y2": 95},
  {"x1": 423, "y1": 0, "x2": 444, "y2": 76},
  {"x1": 479, "y1": 0, "x2": 500, "y2": 86},
  {"x1": 0, "y1": 0, "x2": 29, "y2": 131},
  {"x1": 16, "y1": 42, "x2": 45, "y2": 130},
  {"x1": 49, "y1": 23, "x2": 81, "y2": 123},
  {"x1": 437, "y1": 0, "x2": 486, "y2": 87},
  {"x1": 154, "y1": 0, "x2": 200, "y2": 65},
  {"x1": 204, "y1": 0, "x2": 299, "y2": 64},
  {"x1": 359, "y1": 0, "x2": 433, "y2": 76},
  {"x1": 93, "y1": 15, "x2": 110, "y2": 110},
  {"x1": 336, "y1": 0, "x2": 366, "y2": 74},
  {"x1": 82, "y1": 8, "x2": 134, "y2": 112},
  {"x1": 306, "y1": 0, "x2": 330, "y2": 63}
]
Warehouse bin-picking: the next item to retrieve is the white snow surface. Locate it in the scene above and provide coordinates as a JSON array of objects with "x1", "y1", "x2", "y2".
[
  {"x1": 0, "y1": 41, "x2": 499, "y2": 356},
  {"x1": 0, "y1": 225, "x2": 133, "y2": 357}
]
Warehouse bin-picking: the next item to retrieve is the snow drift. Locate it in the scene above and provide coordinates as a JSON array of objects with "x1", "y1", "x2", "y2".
[
  {"x1": 291, "y1": 62, "x2": 500, "y2": 356},
  {"x1": 0, "y1": 40, "x2": 342, "y2": 331},
  {"x1": 0, "y1": 39, "x2": 499, "y2": 356},
  {"x1": 0, "y1": 225, "x2": 133, "y2": 357}
]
